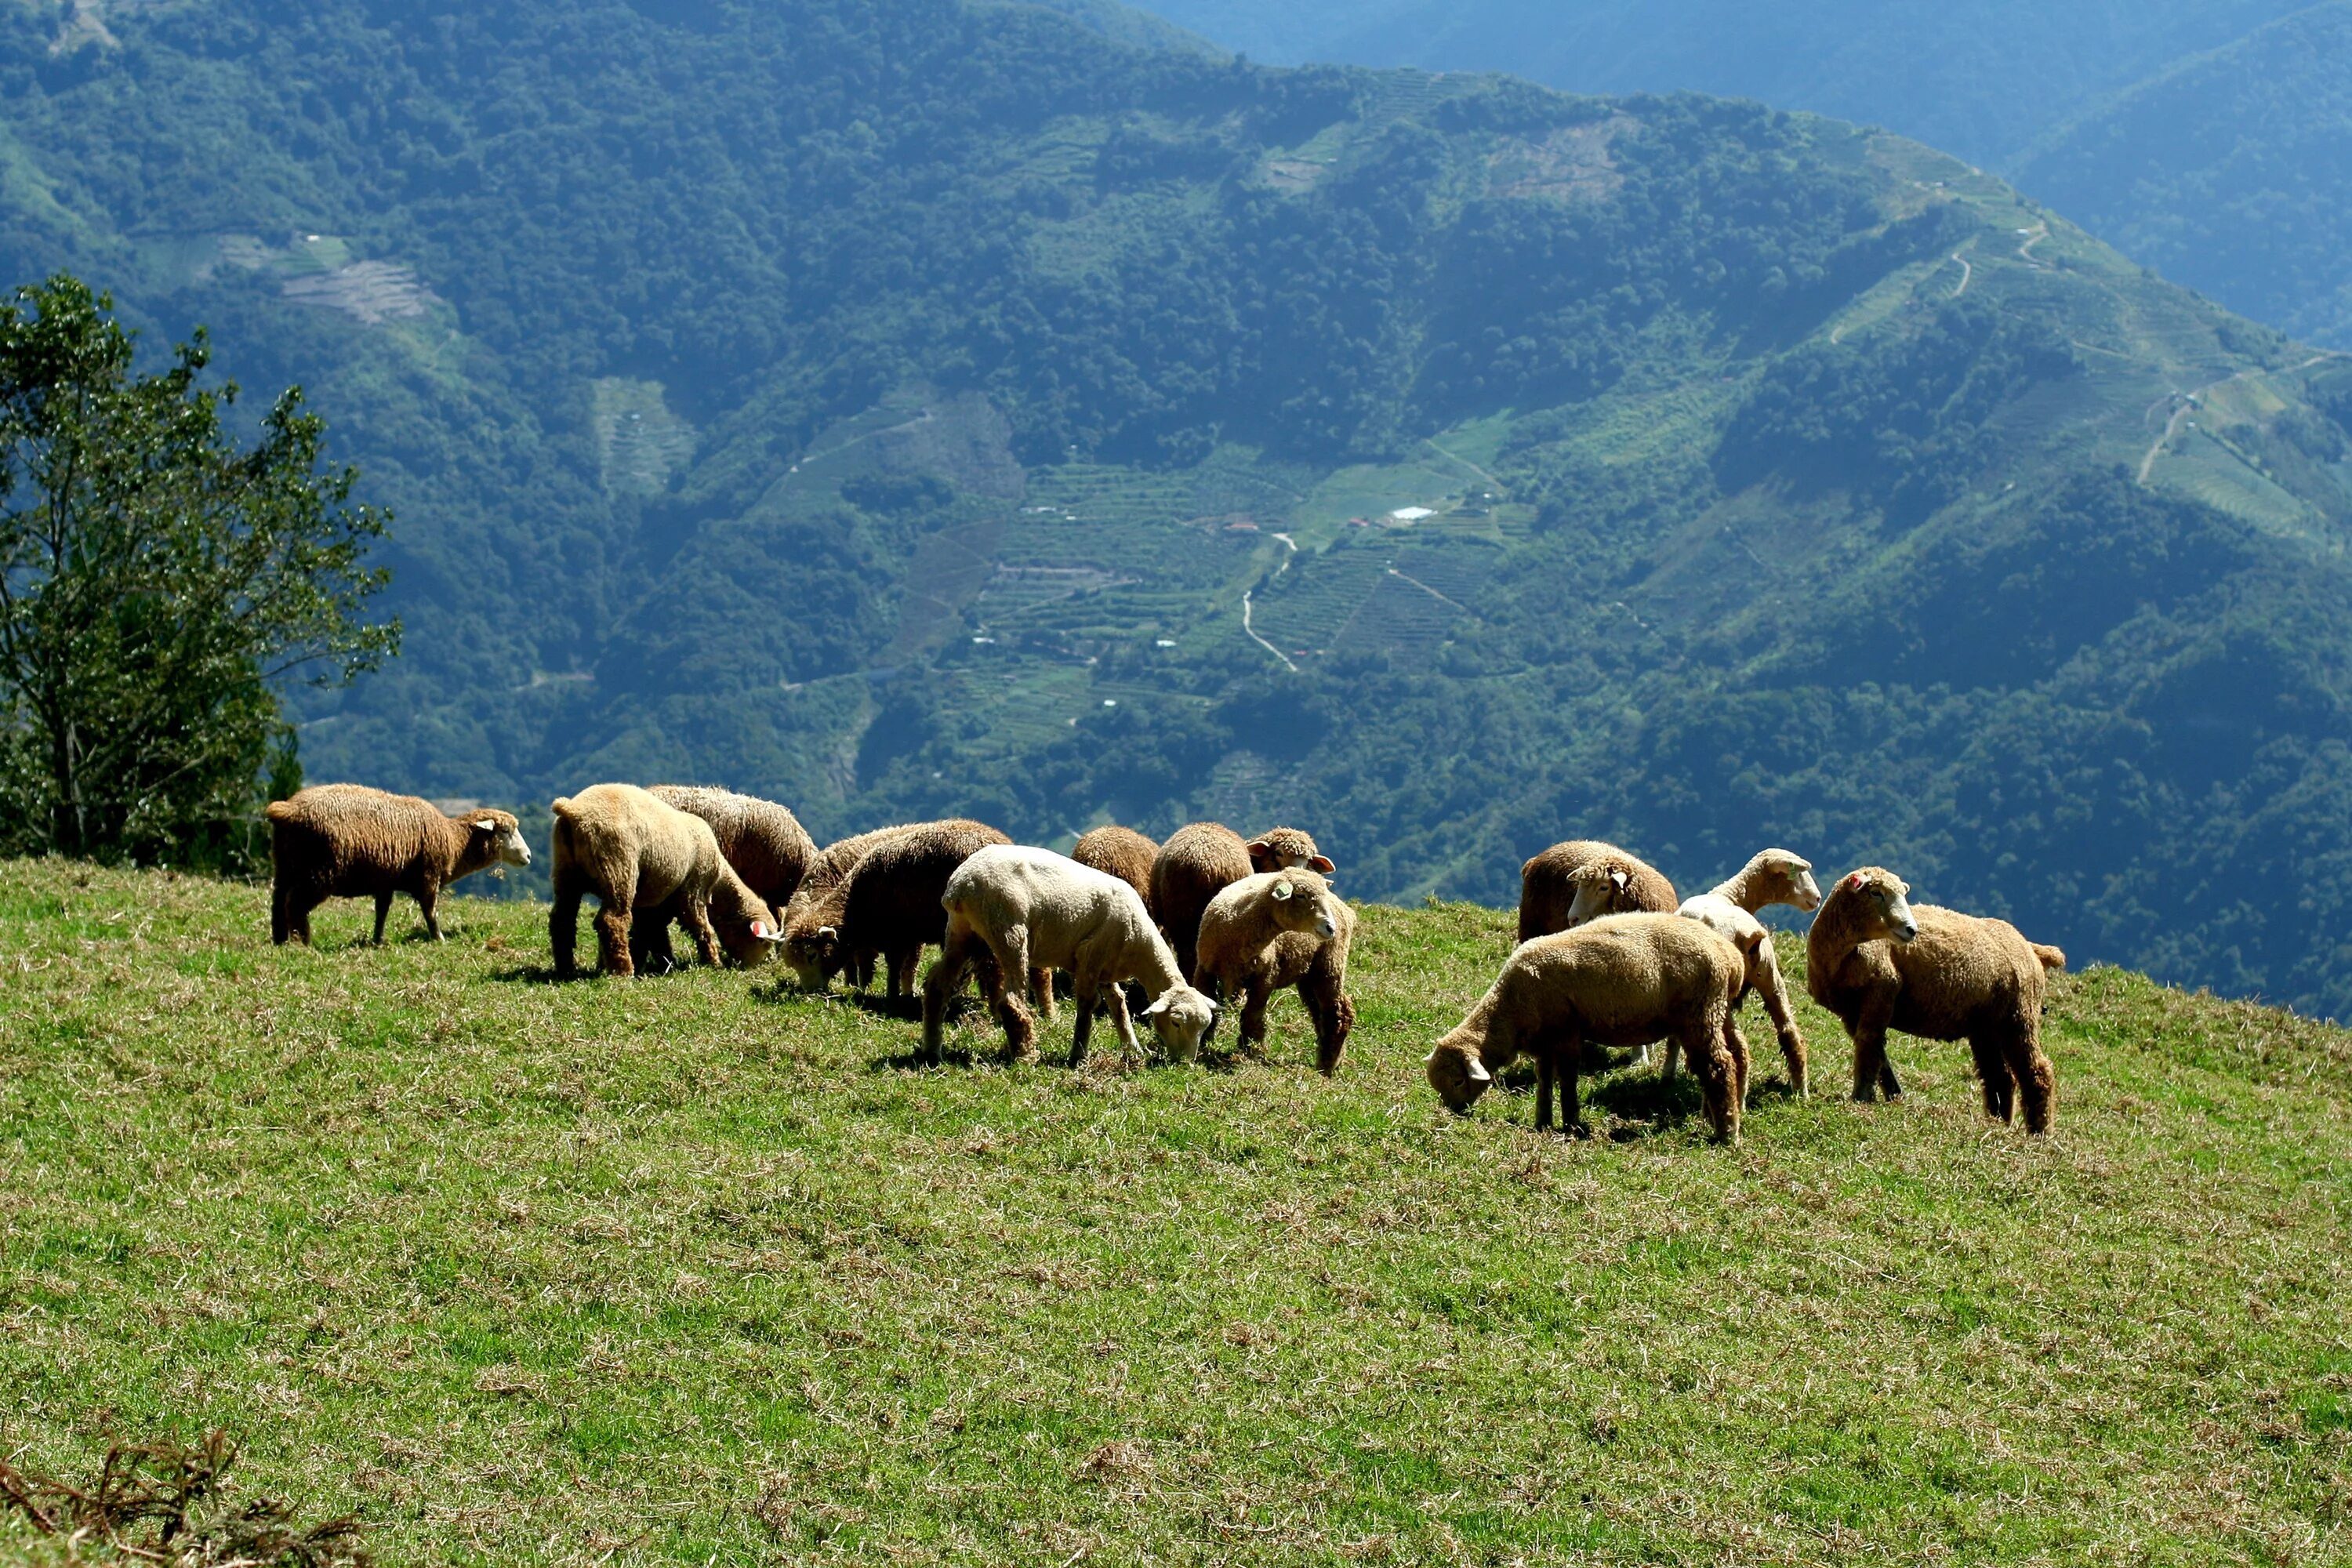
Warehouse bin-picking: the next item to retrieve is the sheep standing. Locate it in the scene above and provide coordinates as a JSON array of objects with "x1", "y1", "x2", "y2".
[
  {"x1": 1805, "y1": 867, "x2": 2063, "y2": 1131},
  {"x1": 633, "y1": 786, "x2": 818, "y2": 972},
  {"x1": 924, "y1": 846, "x2": 1218, "y2": 1067},
  {"x1": 1516, "y1": 839, "x2": 1679, "y2": 943},
  {"x1": 548, "y1": 784, "x2": 782, "y2": 978},
  {"x1": 267, "y1": 784, "x2": 531, "y2": 946},
  {"x1": 1149, "y1": 822, "x2": 1333, "y2": 982},
  {"x1": 1664, "y1": 848, "x2": 1823, "y2": 1093},
  {"x1": 1426, "y1": 913, "x2": 1753, "y2": 1142},
  {"x1": 1192, "y1": 869, "x2": 1356, "y2": 1073}
]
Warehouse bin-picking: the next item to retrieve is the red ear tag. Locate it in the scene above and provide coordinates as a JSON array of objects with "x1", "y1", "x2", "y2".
[{"x1": 1848, "y1": 873, "x2": 1866, "y2": 891}]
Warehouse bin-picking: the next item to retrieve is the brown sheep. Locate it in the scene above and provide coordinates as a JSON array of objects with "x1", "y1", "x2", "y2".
[
  {"x1": 267, "y1": 784, "x2": 531, "y2": 946},
  {"x1": 1516, "y1": 839, "x2": 1679, "y2": 944},
  {"x1": 1149, "y1": 822, "x2": 1333, "y2": 982},
  {"x1": 548, "y1": 784, "x2": 782, "y2": 979},
  {"x1": 1193, "y1": 869, "x2": 1356, "y2": 1074},
  {"x1": 1427, "y1": 913, "x2": 1754, "y2": 1142},
  {"x1": 1806, "y1": 867, "x2": 2063, "y2": 1131},
  {"x1": 829, "y1": 819, "x2": 1029, "y2": 1000},
  {"x1": 633, "y1": 786, "x2": 818, "y2": 972},
  {"x1": 1071, "y1": 825, "x2": 1159, "y2": 905},
  {"x1": 780, "y1": 825, "x2": 921, "y2": 990}
]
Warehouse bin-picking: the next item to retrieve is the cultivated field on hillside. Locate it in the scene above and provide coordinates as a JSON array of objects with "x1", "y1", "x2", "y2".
[{"x1": 2, "y1": 862, "x2": 2348, "y2": 1564}]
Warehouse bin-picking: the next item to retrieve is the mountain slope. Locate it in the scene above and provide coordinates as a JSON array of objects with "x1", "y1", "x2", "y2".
[
  {"x1": 4, "y1": 1, "x2": 2352, "y2": 1014},
  {"x1": 2016, "y1": 2, "x2": 2352, "y2": 349}
]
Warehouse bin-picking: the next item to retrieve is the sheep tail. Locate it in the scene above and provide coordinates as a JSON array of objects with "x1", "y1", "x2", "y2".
[
  {"x1": 264, "y1": 800, "x2": 299, "y2": 822},
  {"x1": 2031, "y1": 942, "x2": 2067, "y2": 971},
  {"x1": 550, "y1": 797, "x2": 578, "y2": 822}
]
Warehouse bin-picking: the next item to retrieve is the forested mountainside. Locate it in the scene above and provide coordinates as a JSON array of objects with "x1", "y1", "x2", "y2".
[
  {"x1": 1132, "y1": 0, "x2": 2352, "y2": 350},
  {"x1": 5, "y1": 0, "x2": 2352, "y2": 1015},
  {"x1": 2016, "y1": 2, "x2": 2352, "y2": 351}
]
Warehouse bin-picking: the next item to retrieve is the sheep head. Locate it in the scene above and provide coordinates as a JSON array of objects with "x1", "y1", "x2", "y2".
[
  {"x1": 1562, "y1": 860, "x2": 1639, "y2": 927},
  {"x1": 1265, "y1": 869, "x2": 1344, "y2": 942},
  {"x1": 711, "y1": 880, "x2": 783, "y2": 969},
  {"x1": 459, "y1": 809, "x2": 532, "y2": 870},
  {"x1": 1142, "y1": 985, "x2": 1218, "y2": 1062},
  {"x1": 780, "y1": 921, "x2": 844, "y2": 988},
  {"x1": 1247, "y1": 826, "x2": 1334, "y2": 876},
  {"x1": 1758, "y1": 849, "x2": 1821, "y2": 912},
  {"x1": 1840, "y1": 867, "x2": 1919, "y2": 944},
  {"x1": 1425, "y1": 1042, "x2": 1494, "y2": 1112}
]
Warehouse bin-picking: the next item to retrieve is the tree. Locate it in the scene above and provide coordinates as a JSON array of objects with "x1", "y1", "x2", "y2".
[{"x1": 0, "y1": 275, "x2": 398, "y2": 868}]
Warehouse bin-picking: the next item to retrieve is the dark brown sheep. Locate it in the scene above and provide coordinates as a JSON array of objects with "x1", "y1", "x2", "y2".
[
  {"x1": 1149, "y1": 822, "x2": 1332, "y2": 982},
  {"x1": 1516, "y1": 839, "x2": 1679, "y2": 944},
  {"x1": 779, "y1": 825, "x2": 920, "y2": 989},
  {"x1": 267, "y1": 784, "x2": 530, "y2": 946},
  {"x1": 548, "y1": 784, "x2": 781, "y2": 979},
  {"x1": 793, "y1": 820, "x2": 1014, "y2": 999},
  {"x1": 1806, "y1": 867, "x2": 2063, "y2": 1131},
  {"x1": 633, "y1": 786, "x2": 818, "y2": 972}
]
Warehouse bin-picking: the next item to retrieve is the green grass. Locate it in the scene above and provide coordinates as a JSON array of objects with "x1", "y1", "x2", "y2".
[{"x1": 4, "y1": 860, "x2": 2350, "y2": 1564}]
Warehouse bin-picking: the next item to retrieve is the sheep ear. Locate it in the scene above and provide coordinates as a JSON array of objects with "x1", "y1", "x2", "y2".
[
  {"x1": 1610, "y1": 869, "x2": 1629, "y2": 893},
  {"x1": 1465, "y1": 1058, "x2": 1492, "y2": 1083},
  {"x1": 1272, "y1": 880, "x2": 1294, "y2": 902},
  {"x1": 816, "y1": 925, "x2": 837, "y2": 940},
  {"x1": 1847, "y1": 873, "x2": 1866, "y2": 891},
  {"x1": 473, "y1": 818, "x2": 498, "y2": 834},
  {"x1": 1143, "y1": 997, "x2": 1169, "y2": 1017},
  {"x1": 1246, "y1": 840, "x2": 1271, "y2": 862},
  {"x1": 1308, "y1": 855, "x2": 1334, "y2": 873}
]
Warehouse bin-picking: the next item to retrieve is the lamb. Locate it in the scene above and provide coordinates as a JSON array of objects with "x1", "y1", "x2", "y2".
[
  {"x1": 1655, "y1": 847, "x2": 1823, "y2": 1091},
  {"x1": 1425, "y1": 913, "x2": 1755, "y2": 1142},
  {"x1": 1071, "y1": 825, "x2": 1160, "y2": 905},
  {"x1": 924, "y1": 845, "x2": 1218, "y2": 1068},
  {"x1": 632, "y1": 785, "x2": 818, "y2": 971},
  {"x1": 1805, "y1": 867, "x2": 2063, "y2": 1131},
  {"x1": 822, "y1": 819, "x2": 1022, "y2": 1000},
  {"x1": 1149, "y1": 822, "x2": 1334, "y2": 982},
  {"x1": 1192, "y1": 869, "x2": 1356, "y2": 1073},
  {"x1": 267, "y1": 784, "x2": 531, "y2": 946},
  {"x1": 779, "y1": 825, "x2": 922, "y2": 991},
  {"x1": 548, "y1": 784, "x2": 782, "y2": 978},
  {"x1": 1516, "y1": 839, "x2": 1679, "y2": 943}
]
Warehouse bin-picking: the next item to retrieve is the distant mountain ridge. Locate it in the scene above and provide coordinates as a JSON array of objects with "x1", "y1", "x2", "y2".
[{"x1": 5, "y1": 0, "x2": 2352, "y2": 1014}]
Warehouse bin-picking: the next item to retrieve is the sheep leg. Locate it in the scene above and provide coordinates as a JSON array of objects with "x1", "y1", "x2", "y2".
[
  {"x1": 1556, "y1": 1033, "x2": 1585, "y2": 1135},
  {"x1": 1303, "y1": 977, "x2": 1353, "y2": 1076},
  {"x1": 1969, "y1": 1033, "x2": 2016, "y2": 1123},
  {"x1": 1069, "y1": 982, "x2": 1098, "y2": 1069},
  {"x1": 1755, "y1": 956, "x2": 1809, "y2": 1097},
  {"x1": 920, "y1": 927, "x2": 981, "y2": 1064},
  {"x1": 1686, "y1": 1018, "x2": 1740, "y2": 1145},
  {"x1": 595, "y1": 901, "x2": 637, "y2": 978},
  {"x1": 271, "y1": 882, "x2": 292, "y2": 946},
  {"x1": 683, "y1": 895, "x2": 724, "y2": 970},
  {"x1": 1103, "y1": 983, "x2": 1141, "y2": 1058},
  {"x1": 550, "y1": 877, "x2": 583, "y2": 978},
  {"x1": 1725, "y1": 1017, "x2": 1752, "y2": 1112},
  {"x1": 372, "y1": 891, "x2": 394, "y2": 946},
  {"x1": 1534, "y1": 1047, "x2": 1555, "y2": 1133},
  {"x1": 1849, "y1": 1007, "x2": 1899, "y2": 1103},
  {"x1": 2013, "y1": 1032, "x2": 2057, "y2": 1134},
  {"x1": 418, "y1": 880, "x2": 443, "y2": 942},
  {"x1": 1238, "y1": 977, "x2": 1274, "y2": 1056},
  {"x1": 1660, "y1": 1040, "x2": 1679, "y2": 1081},
  {"x1": 1030, "y1": 966, "x2": 1056, "y2": 1024}
]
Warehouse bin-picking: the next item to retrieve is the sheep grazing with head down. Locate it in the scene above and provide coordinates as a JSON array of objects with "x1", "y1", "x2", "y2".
[
  {"x1": 548, "y1": 784, "x2": 782, "y2": 978},
  {"x1": 826, "y1": 820, "x2": 1023, "y2": 1000},
  {"x1": 925, "y1": 845, "x2": 1218, "y2": 1067},
  {"x1": 1193, "y1": 869, "x2": 1357, "y2": 1073},
  {"x1": 1666, "y1": 848, "x2": 1824, "y2": 1094},
  {"x1": 1149, "y1": 822, "x2": 1334, "y2": 982},
  {"x1": 630, "y1": 786, "x2": 818, "y2": 972},
  {"x1": 779, "y1": 825, "x2": 921, "y2": 990},
  {"x1": 1806, "y1": 866, "x2": 2064, "y2": 1131},
  {"x1": 1426, "y1": 913, "x2": 1755, "y2": 1142},
  {"x1": 1516, "y1": 839, "x2": 1679, "y2": 943},
  {"x1": 267, "y1": 784, "x2": 532, "y2": 946}
]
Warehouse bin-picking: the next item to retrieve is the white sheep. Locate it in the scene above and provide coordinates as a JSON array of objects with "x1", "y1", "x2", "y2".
[{"x1": 924, "y1": 845, "x2": 1218, "y2": 1067}]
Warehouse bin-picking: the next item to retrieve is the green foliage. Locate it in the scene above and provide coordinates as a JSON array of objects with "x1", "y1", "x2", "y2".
[{"x1": 0, "y1": 276, "x2": 394, "y2": 871}]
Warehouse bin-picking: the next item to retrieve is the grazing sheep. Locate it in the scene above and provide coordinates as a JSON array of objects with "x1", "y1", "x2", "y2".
[
  {"x1": 829, "y1": 820, "x2": 1019, "y2": 1000},
  {"x1": 1805, "y1": 867, "x2": 2063, "y2": 1131},
  {"x1": 1672, "y1": 896, "x2": 1807, "y2": 1095},
  {"x1": 548, "y1": 784, "x2": 782, "y2": 979},
  {"x1": 1193, "y1": 869, "x2": 1356, "y2": 1073},
  {"x1": 1426, "y1": 913, "x2": 1753, "y2": 1142},
  {"x1": 1516, "y1": 839, "x2": 1679, "y2": 943},
  {"x1": 267, "y1": 784, "x2": 531, "y2": 946},
  {"x1": 1149, "y1": 822, "x2": 1333, "y2": 982},
  {"x1": 632, "y1": 786, "x2": 818, "y2": 972},
  {"x1": 779, "y1": 825, "x2": 921, "y2": 990},
  {"x1": 1072, "y1": 825, "x2": 1160, "y2": 905},
  {"x1": 924, "y1": 845, "x2": 1218, "y2": 1067}
]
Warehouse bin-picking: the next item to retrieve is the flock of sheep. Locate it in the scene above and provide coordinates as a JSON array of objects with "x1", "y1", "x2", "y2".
[{"x1": 263, "y1": 781, "x2": 2068, "y2": 1140}]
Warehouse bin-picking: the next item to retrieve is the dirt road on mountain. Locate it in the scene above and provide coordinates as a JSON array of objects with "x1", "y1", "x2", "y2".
[
  {"x1": 2137, "y1": 354, "x2": 2338, "y2": 485},
  {"x1": 1242, "y1": 532, "x2": 1301, "y2": 672}
]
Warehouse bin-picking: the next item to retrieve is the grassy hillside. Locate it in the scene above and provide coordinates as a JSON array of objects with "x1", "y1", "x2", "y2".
[
  {"x1": 2016, "y1": 2, "x2": 2352, "y2": 350},
  {"x1": 4, "y1": 861, "x2": 2351, "y2": 1564},
  {"x1": 7, "y1": 0, "x2": 2352, "y2": 1016}
]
